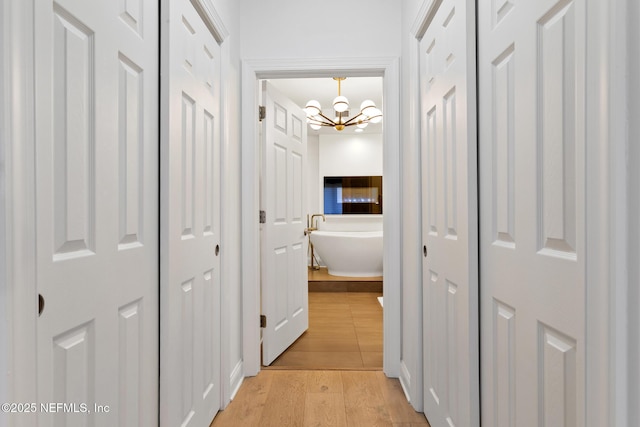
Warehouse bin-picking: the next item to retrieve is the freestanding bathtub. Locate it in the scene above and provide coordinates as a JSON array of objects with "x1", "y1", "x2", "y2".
[{"x1": 309, "y1": 230, "x2": 383, "y2": 277}]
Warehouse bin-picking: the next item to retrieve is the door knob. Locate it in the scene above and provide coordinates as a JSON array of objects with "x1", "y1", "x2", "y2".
[
  {"x1": 215, "y1": 244, "x2": 220, "y2": 256},
  {"x1": 38, "y1": 294, "x2": 45, "y2": 316},
  {"x1": 423, "y1": 245, "x2": 428, "y2": 258}
]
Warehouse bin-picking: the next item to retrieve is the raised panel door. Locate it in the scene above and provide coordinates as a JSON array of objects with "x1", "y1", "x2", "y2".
[
  {"x1": 160, "y1": 0, "x2": 222, "y2": 425},
  {"x1": 34, "y1": 0, "x2": 159, "y2": 425},
  {"x1": 478, "y1": 0, "x2": 586, "y2": 425},
  {"x1": 260, "y1": 81, "x2": 309, "y2": 366},
  {"x1": 418, "y1": 0, "x2": 479, "y2": 425}
]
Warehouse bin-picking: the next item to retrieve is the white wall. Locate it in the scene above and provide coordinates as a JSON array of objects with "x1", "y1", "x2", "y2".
[
  {"x1": 307, "y1": 134, "x2": 320, "y2": 216},
  {"x1": 318, "y1": 133, "x2": 383, "y2": 211},
  {"x1": 239, "y1": 0, "x2": 401, "y2": 60},
  {"x1": 628, "y1": 0, "x2": 640, "y2": 422}
]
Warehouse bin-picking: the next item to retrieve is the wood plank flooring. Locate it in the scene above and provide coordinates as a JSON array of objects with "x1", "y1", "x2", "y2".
[
  {"x1": 210, "y1": 370, "x2": 431, "y2": 427},
  {"x1": 267, "y1": 292, "x2": 383, "y2": 370}
]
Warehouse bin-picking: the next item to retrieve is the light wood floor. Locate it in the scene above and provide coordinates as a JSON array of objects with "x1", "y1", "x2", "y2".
[
  {"x1": 210, "y1": 370, "x2": 431, "y2": 427},
  {"x1": 267, "y1": 292, "x2": 383, "y2": 369}
]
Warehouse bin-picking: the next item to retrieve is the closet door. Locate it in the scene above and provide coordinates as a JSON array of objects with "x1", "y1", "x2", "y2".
[
  {"x1": 478, "y1": 0, "x2": 586, "y2": 425},
  {"x1": 160, "y1": 0, "x2": 222, "y2": 425},
  {"x1": 419, "y1": 0, "x2": 479, "y2": 425},
  {"x1": 34, "y1": 0, "x2": 159, "y2": 425}
]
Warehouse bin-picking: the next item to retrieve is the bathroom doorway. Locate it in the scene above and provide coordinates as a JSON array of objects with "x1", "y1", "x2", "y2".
[
  {"x1": 240, "y1": 58, "x2": 402, "y2": 378},
  {"x1": 261, "y1": 76, "x2": 385, "y2": 370}
]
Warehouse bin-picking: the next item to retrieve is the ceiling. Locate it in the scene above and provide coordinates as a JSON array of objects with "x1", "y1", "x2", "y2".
[{"x1": 267, "y1": 76, "x2": 384, "y2": 135}]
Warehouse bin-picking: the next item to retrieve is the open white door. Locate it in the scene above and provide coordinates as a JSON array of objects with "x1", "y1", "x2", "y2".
[
  {"x1": 478, "y1": 0, "x2": 586, "y2": 426},
  {"x1": 34, "y1": 0, "x2": 159, "y2": 426},
  {"x1": 260, "y1": 81, "x2": 309, "y2": 366},
  {"x1": 160, "y1": 0, "x2": 222, "y2": 425},
  {"x1": 419, "y1": 0, "x2": 479, "y2": 425}
]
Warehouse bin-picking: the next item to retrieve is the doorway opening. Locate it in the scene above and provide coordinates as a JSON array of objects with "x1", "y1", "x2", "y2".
[
  {"x1": 262, "y1": 76, "x2": 385, "y2": 370},
  {"x1": 240, "y1": 57, "x2": 402, "y2": 378}
]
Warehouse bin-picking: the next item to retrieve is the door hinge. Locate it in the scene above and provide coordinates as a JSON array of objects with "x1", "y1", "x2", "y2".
[
  {"x1": 260, "y1": 315, "x2": 267, "y2": 328},
  {"x1": 258, "y1": 105, "x2": 266, "y2": 121},
  {"x1": 259, "y1": 210, "x2": 266, "y2": 224}
]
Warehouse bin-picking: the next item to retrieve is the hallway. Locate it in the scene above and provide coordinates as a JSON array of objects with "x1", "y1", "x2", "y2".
[{"x1": 210, "y1": 370, "x2": 430, "y2": 426}]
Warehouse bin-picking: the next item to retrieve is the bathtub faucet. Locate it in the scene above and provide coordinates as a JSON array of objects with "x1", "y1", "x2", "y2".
[
  {"x1": 304, "y1": 214, "x2": 325, "y2": 236},
  {"x1": 311, "y1": 214, "x2": 325, "y2": 229},
  {"x1": 306, "y1": 214, "x2": 326, "y2": 271}
]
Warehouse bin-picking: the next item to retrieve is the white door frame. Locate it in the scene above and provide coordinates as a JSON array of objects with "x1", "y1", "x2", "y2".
[
  {"x1": 241, "y1": 57, "x2": 401, "y2": 377},
  {"x1": 1, "y1": 1, "x2": 39, "y2": 425}
]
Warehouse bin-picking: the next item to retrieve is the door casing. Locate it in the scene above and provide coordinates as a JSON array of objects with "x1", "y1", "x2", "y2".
[{"x1": 241, "y1": 57, "x2": 402, "y2": 378}]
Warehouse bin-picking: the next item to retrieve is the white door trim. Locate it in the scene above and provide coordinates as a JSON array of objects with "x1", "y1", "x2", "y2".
[
  {"x1": 584, "y1": 0, "x2": 625, "y2": 424},
  {"x1": 1, "y1": 1, "x2": 38, "y2": 425},
  {"x1": 241, "y1": 57, "x2": 401, "y2": 377}
]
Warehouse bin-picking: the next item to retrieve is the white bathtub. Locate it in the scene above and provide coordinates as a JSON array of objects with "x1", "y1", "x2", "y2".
[{"x1": 309, "y1": 230, "x2": 383, "y2": 277}]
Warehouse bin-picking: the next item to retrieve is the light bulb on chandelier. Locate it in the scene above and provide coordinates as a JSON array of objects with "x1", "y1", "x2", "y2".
[{"x1": 304, "y1": 77, "x2": 382, "y2": 132}]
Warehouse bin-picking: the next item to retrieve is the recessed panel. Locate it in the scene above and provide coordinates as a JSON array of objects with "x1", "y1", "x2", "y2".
[
  {"x1": 52, "y1": 6, "x2": 96, "y2": 260},
  {"x1": 273, "y1": 144, "x2": 287, "y2": 224},
  {"x1": 118, "y1": 54, "x2": 144, "y2": 250},
  {"x1": 203, "y1": 110, "x2": 215, "y2": 235},
  {"x1": 291, "y1": 152, "x2": 302, "y2": 223},
  {"x1": 181, "y1": 279, "x2": 195, "y2": 424},
  {"x1": 442, "y1": 7, "x2": 456, "y2": 68},
  {"x1": 274, "y1": 247, "x2": 288, "y2": 330},
  {"x1": 118, "y1": 300, "x2": 142, "y2": 427},
  {"x1": 493, "y1": 0, "x2": 515, "y2": 27},
  {"x1": 292, "y1": 115, "x2": 303, "y2": 142},
  {"x1": 447, "y1": 281, "x2": 459, "y2": 424},
  {"x1": 181, "y1": 93, "x2": 196, "y2": 238},
  {"x1": 426, "y1": 106, "x2": 439, "y2": 236},
  {"x1": 202, "y1": 270, "x2": 215, "y2": 399},
  {"x1": 426, "y1": 39, "x2": 436, "y2": 87},
  {"x1": 203, "y1": 45, "x2": 214, "y2": 90},
  {"x1": 436, "y1": 273, "x2": 448, "y2": 415},
  {"x1": 53, "y1": 321, "x2": 95, "y2": 425},
  {"x1": 119, "y1": 0, "x2": 142, "y2": 36},
  {"x1": 182, "y1": 16, "x2": 195, "y2": 72},
  {"x1": 274, "y1": 102, "x2": 287, "y2": 133},
  {"x1": 538, "y1": 323, "x2": 577, "y2": 427},
  {"x1": 290, "y1": 243, "x2": 305, "y2": 319},
  {"x1": 428, "y1": 270, "x2": 440, "y2": 405},
  {"x1": 443, "y1": 87, "x2": 458, "y2": 239},
  {"x1": 537, "y1": 0, "x2": 577, "y2": 259},
  {"x1": 493, "y1": 299, "x2": 515, "y2": 427},
  {"x1": 492, "y1": 44, "x2": 516, "y2": 248}
]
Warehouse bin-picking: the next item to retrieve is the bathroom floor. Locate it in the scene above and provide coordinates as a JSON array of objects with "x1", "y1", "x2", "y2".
[{"x1": 266, "y1": 287, "x2": 383, "y2": 370}]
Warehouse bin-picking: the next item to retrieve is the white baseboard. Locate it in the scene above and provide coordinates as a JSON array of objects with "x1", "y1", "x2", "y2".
[{"x1": 228, "y1": 360, "x2": 244, "y2": 402}]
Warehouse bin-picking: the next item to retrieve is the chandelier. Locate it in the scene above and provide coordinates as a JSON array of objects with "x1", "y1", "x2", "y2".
[{"x1": 304, "y1": 77, "x2": 382, "y2": 132}]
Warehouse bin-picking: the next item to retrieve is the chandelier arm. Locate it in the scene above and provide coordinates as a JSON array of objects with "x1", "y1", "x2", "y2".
[
  {"x1": 312, "y1": 111, "x2": 338, "y2": 125},
  {"x1": 342, "y1": 112, "x2": 366, "y2": 126}
]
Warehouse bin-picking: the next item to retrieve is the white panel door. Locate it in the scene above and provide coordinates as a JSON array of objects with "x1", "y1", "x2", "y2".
[
  {"x1": 160, "y1": 0, "x2": 222, "y2": 425},
  {"x1": 479, "y1": 0, "x2": 586, "y2": 426},
  {"x1": 261, "y1": 81, "x2": 308, "y2": 366},
  {"x1": 419, "y1": 0, "x2": 478, "y2": 425},
  {"x1": 34, "y1": 0, "x2": 158, "y2": 426}
]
